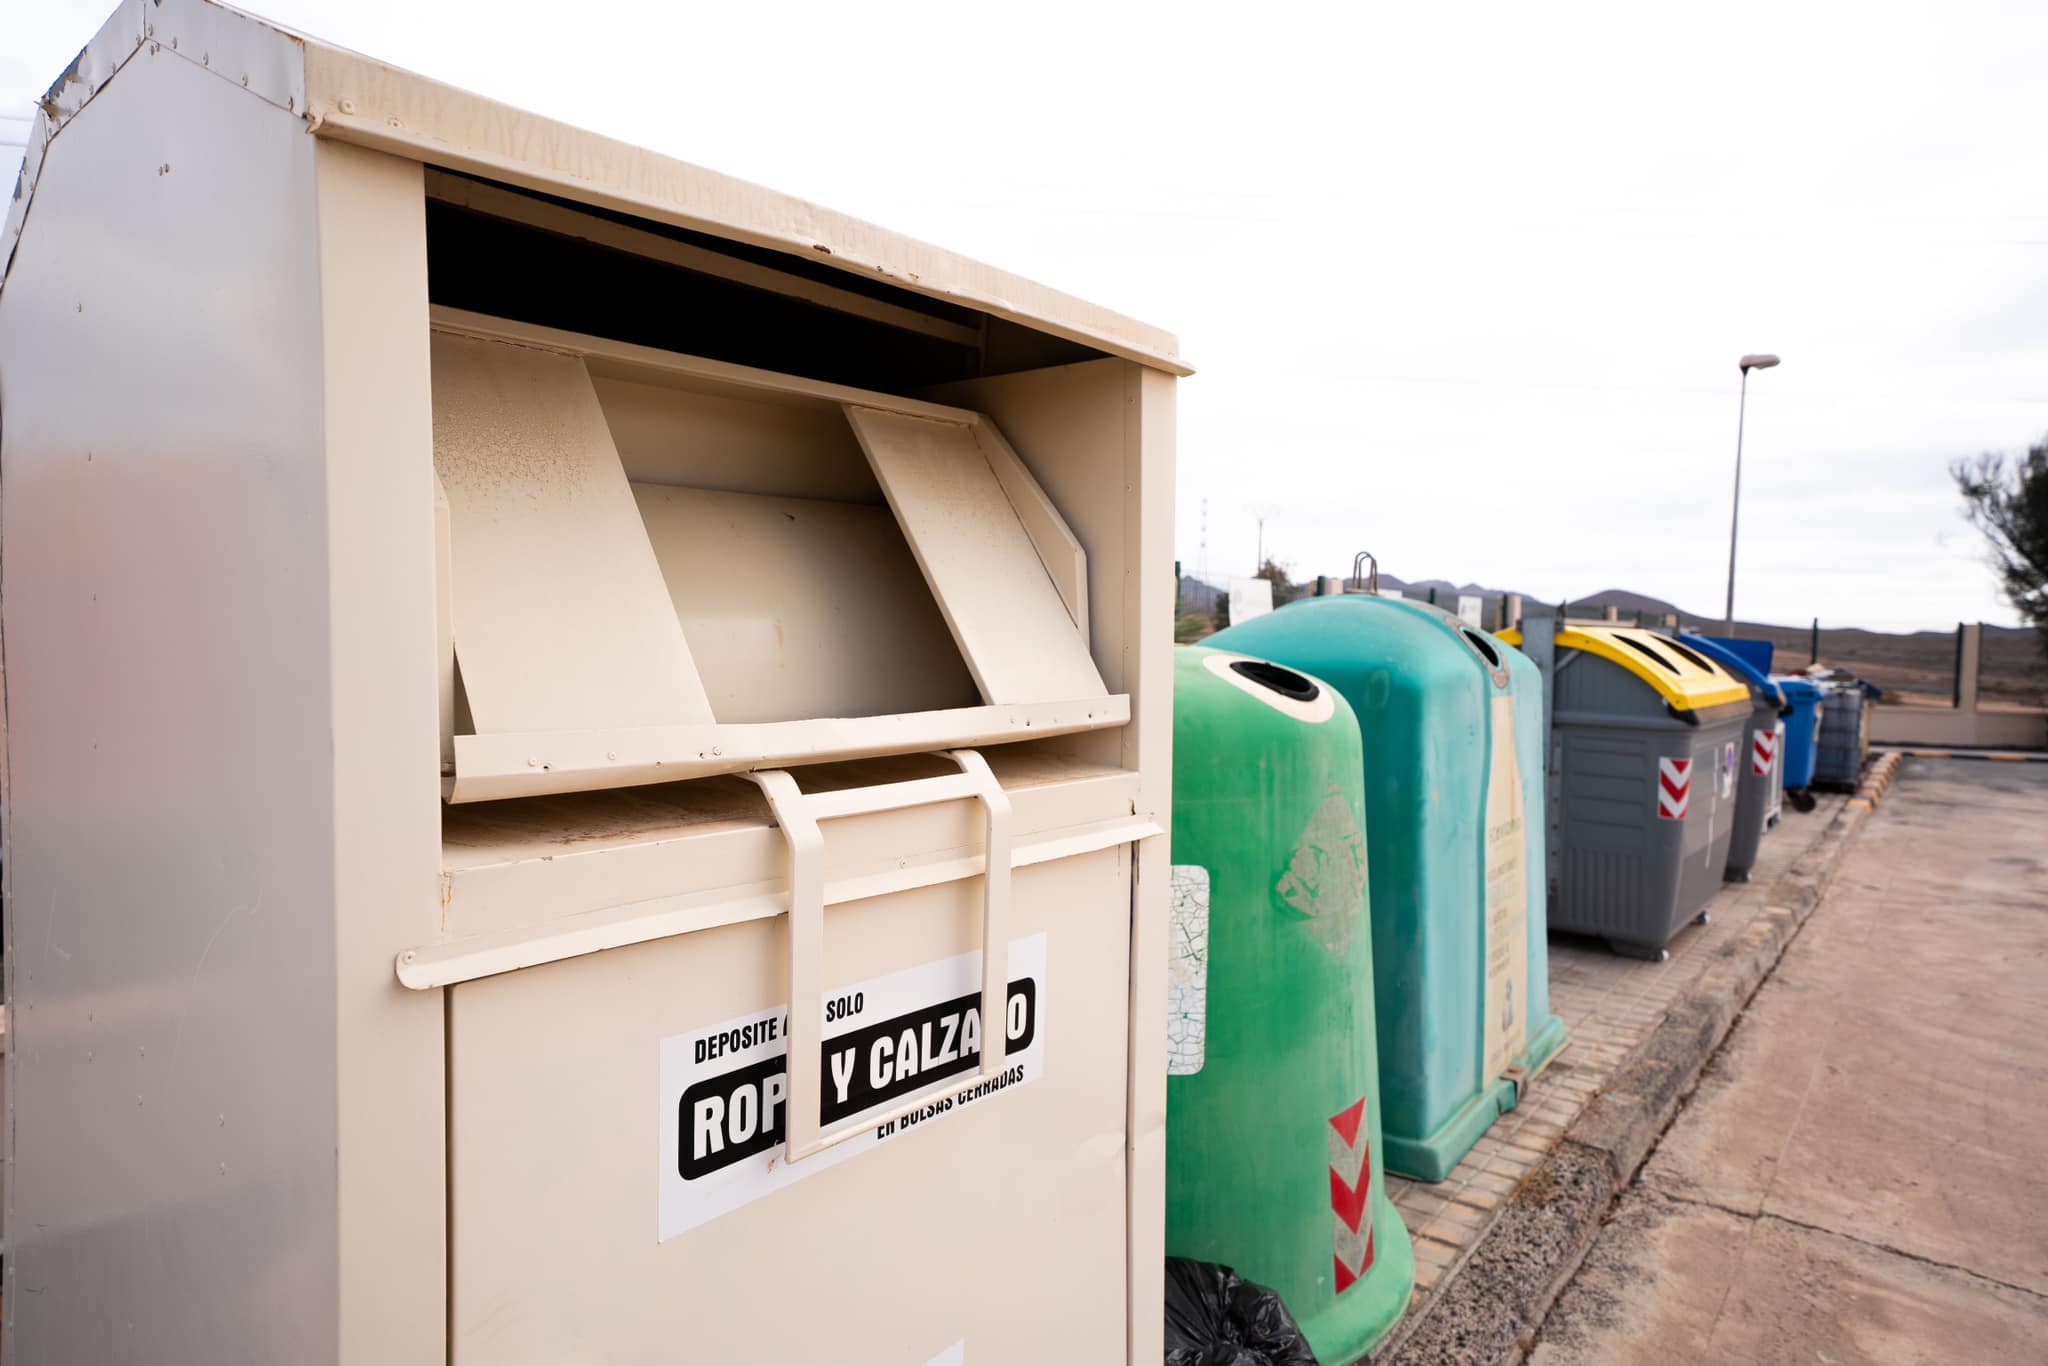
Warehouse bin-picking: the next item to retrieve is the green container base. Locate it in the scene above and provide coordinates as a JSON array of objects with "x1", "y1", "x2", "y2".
[
  {"x1": 1382, "y1": 1014, "x2": 1571, "y2": 1183},
  {"x1": 1299, "y1": 1193, "x2": 1416, "y2": 1365}
]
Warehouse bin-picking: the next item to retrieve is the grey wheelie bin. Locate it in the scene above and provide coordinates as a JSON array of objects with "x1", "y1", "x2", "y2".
[
  {"x1": 1503, "y1": 621, "x2": 1754, "y2": 959},
  {"x1": 1813, "y1": 677, "x2": 1872, "y2": 790},
  {"x1": 1679, "y1": 633, "x2": 1786, "y2": 882}
]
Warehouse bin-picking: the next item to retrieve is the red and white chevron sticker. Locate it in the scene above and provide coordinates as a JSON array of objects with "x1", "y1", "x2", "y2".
[
  {"x1": 1657, "y1": 756, "x2": 1692, "y2": 820},
  {"x1": 1751, "y1": 728, "x2": 1778, "y2": 776},
  {"x1": 1328, "y1": 1097, "x2": 1375, "y2": 1292}
]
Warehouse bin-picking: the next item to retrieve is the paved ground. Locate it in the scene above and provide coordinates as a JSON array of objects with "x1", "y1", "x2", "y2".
[
  {"x1": 1527, "y1": 759, "x2": 2048, "y2": 1364},
  {"x1": 1386, "y1": 791, "x2": 1848, "y2": 1301}
]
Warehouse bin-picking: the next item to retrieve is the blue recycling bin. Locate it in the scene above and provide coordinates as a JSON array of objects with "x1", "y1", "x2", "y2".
[
  {"x1": 1682, "y1": 636, "x2": 1784, "y2": 712},
  {"x1": 1702, "y1": 635, "x2": 1775, "y2": 677},
  {"x1": 1772, "y1": 677, "x2": 1824, "y2": 805}
]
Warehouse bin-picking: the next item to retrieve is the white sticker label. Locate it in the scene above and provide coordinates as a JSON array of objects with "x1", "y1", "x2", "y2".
[
  {"x1": 1168, "y1": 865, "x2": 1211, "y2": 1076},
  {"x1": 922, "y1": 1343, "x2": 965, "y2": 1366},
  {"x1": 658, "y1": 934, "x2": 1047, "y2": 1240},
  {"x1": 1482, "y1": 695, "x2": 1530, "y2": 1079},
  {"x1": 1225, "y1": 576, "x2": 1275, "y2": 623}
]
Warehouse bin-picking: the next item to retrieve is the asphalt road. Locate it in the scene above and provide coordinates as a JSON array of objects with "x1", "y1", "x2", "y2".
[{"x1": 1528, "y1": 758, "x2": 2048, "y2": 1365}]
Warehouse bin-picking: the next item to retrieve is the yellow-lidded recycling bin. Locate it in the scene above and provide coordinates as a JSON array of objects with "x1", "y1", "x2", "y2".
[
  {"x1": 1505, "y1": 622, "x2": 1751, "y2": 958},
  {"x1": 0, "y1": 7, "x2": 1183, "y2": 1362}
]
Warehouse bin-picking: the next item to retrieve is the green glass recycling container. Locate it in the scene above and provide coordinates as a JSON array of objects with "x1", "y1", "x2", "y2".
[{"x1": 1165, "y1": 645, "x2": 1414, "y2": 1361}]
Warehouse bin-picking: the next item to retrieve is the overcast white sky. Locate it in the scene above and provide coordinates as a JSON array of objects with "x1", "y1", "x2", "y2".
[{"x1": 8, "y1": 1, "x2": 2044, "y2": 631}]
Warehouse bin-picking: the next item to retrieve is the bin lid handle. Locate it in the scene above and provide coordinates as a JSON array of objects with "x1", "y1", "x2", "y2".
[{"x1": 749, "y1": 749, "x2": 1015, "y2": 1164}]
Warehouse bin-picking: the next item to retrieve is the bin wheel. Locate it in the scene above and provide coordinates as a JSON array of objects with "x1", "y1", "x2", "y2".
[
  {"x1": 1787, "y1": 789, "x2": 1818, "y2": 813},
  {"x1": 1607, "y1": 939, "x2": 1671, "y2": 963},
  {"x1": 1695, "y1": 911, "x2": 1712, "y2": 926}
]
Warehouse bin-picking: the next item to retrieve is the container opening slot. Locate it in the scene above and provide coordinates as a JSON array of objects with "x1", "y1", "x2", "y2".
[
  {"x1": 1615, "y1": 634, "x2": 1682, "y2": 676},
  {"x1": 630, "y1": 482, "x2": 979, "y2": 723},
  {"x1": 1462, "y1": 629, "x2": 1503, "y2": 669},
  {"x1": 843, "y1": 405, "x2": 1104, "y2": 705},
  {"x1": 593, "y1": 370, "x2": 884, "y2": 504},
  {"x1": 422, "y1": 171, "x2": 1107, "y2": 391},
  {"x1": 1228, "y1": 659, "x2": 1320, "y2": 702},
  {"x1": 1661, "y1": 638, "x2": 1716, "y2": 674},
  {"x1": 429, "y1": 313, "x2": 1123, "y2": 803},
  {"x1": 431, "y1": 330, "x2": 716, "y2": 737}
]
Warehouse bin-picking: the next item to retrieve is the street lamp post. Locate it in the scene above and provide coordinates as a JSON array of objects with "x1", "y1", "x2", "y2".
[{"x1": 1723, "y1": 353, "x2": 1781, "y2": 635}]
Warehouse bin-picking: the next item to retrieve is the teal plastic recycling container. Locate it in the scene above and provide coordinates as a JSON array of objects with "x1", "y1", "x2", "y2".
[{"x1": 1211, "y1": 596, "x2": 1568, "y2": 1181}]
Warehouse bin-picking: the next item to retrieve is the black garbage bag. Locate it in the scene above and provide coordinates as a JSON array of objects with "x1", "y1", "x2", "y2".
[{"x1": 1163, "y1": 1257, "x2": 1319, "y2": 1366}]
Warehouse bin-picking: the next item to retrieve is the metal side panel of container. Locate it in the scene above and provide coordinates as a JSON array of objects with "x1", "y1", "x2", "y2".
[
  {"x1": 1552, "y1": 723, "x2": 1679, "y2": 942},
  {"x1": 1553, "y1": 719, "x2": 1742, "y2": 953},
  {"x1": 1723, "y1": 703, "x2": 1780, "y2": 881},
  {"x1": 447, "y1": 848, "x2": 1132, "y2": 1366},
  {"x1": 1673, "y1": 719, "x2": 1746, "y2": 926}
]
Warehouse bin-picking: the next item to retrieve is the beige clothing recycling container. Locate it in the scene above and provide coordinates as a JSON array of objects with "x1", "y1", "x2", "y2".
[{"x1": 0, "y1": 5, "x2": 1185, "y2": 1363}]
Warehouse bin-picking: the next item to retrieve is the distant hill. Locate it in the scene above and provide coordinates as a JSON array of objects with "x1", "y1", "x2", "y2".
[
  {"x1": 1707, "y1": 620, "x2": 2043, "y2": 704},
  {"x1": 1569, "y1": 587, "x2": 1695, "y2": 619},
  {"x1": 1382, "y1": 574, "x2": 1535, "y2": 600},
  {"x1": 1175, "y1": 566, "x2": 2043, "y2": 702},
  {"x1": 1384, "y1": 575, "x2": 1462, "y2": 599}
]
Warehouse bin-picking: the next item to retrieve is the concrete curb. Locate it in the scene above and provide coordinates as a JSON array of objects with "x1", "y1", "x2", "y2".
[
  {"x1": 1376, "y1": 752, "x2": 1906, "y2": 1366},
  {"x1": 1876, "y1": 746, "x2": 2048, "y2": 764}
]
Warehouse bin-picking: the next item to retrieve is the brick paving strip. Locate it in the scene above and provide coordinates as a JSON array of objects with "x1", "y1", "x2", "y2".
[{"x1": 1371, "y1": 751, "x2": 1905, "y2": 1366}]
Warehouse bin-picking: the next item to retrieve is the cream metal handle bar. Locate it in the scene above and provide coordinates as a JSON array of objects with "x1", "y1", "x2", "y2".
[{"x1": 747, "y1": 749, "x2": 1012, "y2": 1163}]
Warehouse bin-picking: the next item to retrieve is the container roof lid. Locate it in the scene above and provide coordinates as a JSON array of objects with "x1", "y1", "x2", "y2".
[
  {"x1": 1677, "y1": 633, "x2": 1784, "y2": 707},
  {"x1": 1557, "y1": 625, "x2": 1750, "y2": 712},
  {"x1": 4, "y1": 0, "x2": 1188, "y2": 376},
  {"x1": 1498, "y1": 624, "x2": 1750, "y2": 714}
]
